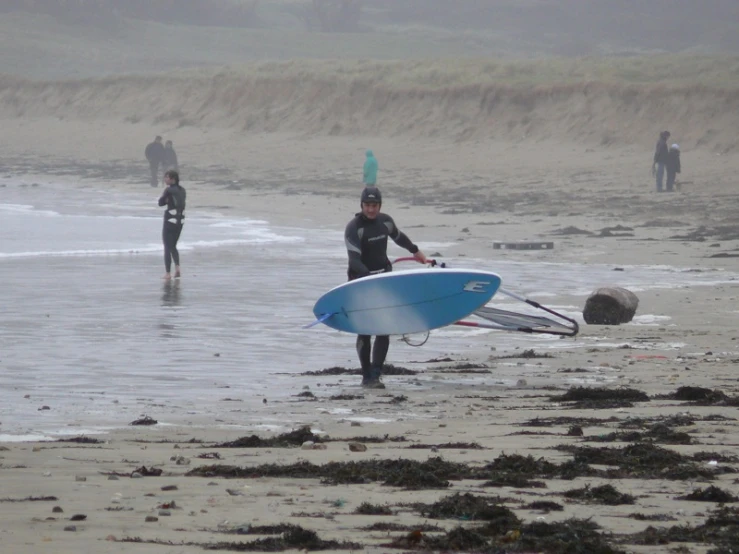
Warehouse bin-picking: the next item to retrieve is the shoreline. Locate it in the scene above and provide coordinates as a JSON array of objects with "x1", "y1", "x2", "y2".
[{"x1": 2, "y1": 118, "x2": 739, "y2": 553}]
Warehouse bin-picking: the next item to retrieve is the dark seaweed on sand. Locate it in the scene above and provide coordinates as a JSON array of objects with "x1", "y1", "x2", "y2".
[
  {"x1": 406, "y1": 442, "x2": 483, "y2": 450},
  {"x1": 550, "y1": 386, "x2": 649, "y2": 403},
  {"x1": 558, "y1": 443, "x2": 722, "y2": 480},
  {"x1": 659, "y1": 386, "x2": 739, "y2": 406},
  {"x1": 212, "y1": 426, "x2": 321, "y2": 448},
  {"x1": 301, "y1": 363, "x2": 417, "y2": 376},
  {"x1": 118, "y1": 525, "x2": 362, "y2": 551},
  {"x1": 563, "y1": 484, "x2": 636, "y2": 505},
  {"x1": 416, "y1": 492, "x2": 521, "y2": 524},
  {"x1": 584, "y1": 422, "x2": 692, "y2": 445},
  {"x1": 522, "y1": 416, "x2": 620, "y2": 427},
  {"x1": 355, "y1": 502, "x2": 393, "y2": 515},
  {"x1": 627, "y1": 506, "x2": 739, "y2": 552},
  {"x1": 676, "y1": 485, "x2": 739, "y2": 503},
  {"x1": 187, "y1": 456, "x2": 468, "y2": 488},
  {"x1": 387, "y1": 518, "x2": 626, "y2": 554}
]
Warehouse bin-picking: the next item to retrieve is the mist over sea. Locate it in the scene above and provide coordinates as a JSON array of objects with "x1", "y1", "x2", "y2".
[{"x1": 1, "y1": 175, "x2": 736, "y2": 440}]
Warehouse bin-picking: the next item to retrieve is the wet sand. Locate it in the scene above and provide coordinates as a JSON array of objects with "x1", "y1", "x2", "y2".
[{"x1": 1, "y1": 119, "x2": 739, "y2": 553}]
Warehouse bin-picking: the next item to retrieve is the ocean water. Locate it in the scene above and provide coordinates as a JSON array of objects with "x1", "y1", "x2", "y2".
[{"x1": 1, "y1": 176, "x2": 737, "y2": 439}]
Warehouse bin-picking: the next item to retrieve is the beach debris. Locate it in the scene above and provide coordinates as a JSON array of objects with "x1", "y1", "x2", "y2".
[
  {"x1": 660, "y1": 386, "x2": 739, "y2": 406},
  {"x1": 214, "y1": 425, "x2": 322, "y2": 448},
  {"x1": 524, "y1": 500, "x2": 564, "y2": 512},
  {"x1": 170, "y1": 455, "x2": 190, "y2": 466},
  {"x1": 419, "y1": 492, "x2": 521, "y2": 524},
  {"x1": 348, "y1": 443, "x2": 367, "y2": 452},
  {"x1": 406, "y1": 442, "x2": 483, "y2": 450},
  {"x1": 355, "y1": 502, "x2": 392, "y2": 515},
  {"x1": 558, "y1": 443, "x2": 721, "y2": 480},
  {"x1": 301, "y1": 441, "x2": 327, "y2": 450},
  {"x1": 158, "y1": 509, "x2": 171, "y2": 516},
  {"x1": 131, "y1": 466, "x2": 162, "y2": 477},
  {"x1": 75, "y1": 475, "x2": 87, "y2": 482},
  {"x1": 69, "y1": 514, "x2": 87, "y2": 521},
  {"x1": 583, "y1": 287, "x2": 639, "y2": 325},
  {"x1": 563, "y1": 484, "x2": 636, "y2": 505},
  {"x1": 0, "y1": 496, "x2": 58, "y2": 503},
  {"x1": 38, "y1": 405, "x2": 50, "y2": 411},
  {"x1": 57, "y1": 436, "x2": 103, "y2": 444},
  {"x1": 550, "y1": 386, "x2": 649, "y2": 409},
  {"x1": 161, "y1": 485, "x2": 178, "y2": 491},
  {"x1": 676, "y1": 485, "x2": 739, "y2": 503},
  {"x1": 108, "y1": 475, "x2": 119, "y2": 481},
  {"x1": 130, "y1": 416, "x2": 158, "y2": 426},
  {"x1": 145, "y1": 515, "x2": 158, "y2": 522},
  {"x1": 52, "y1": 506, "x2": 63, "y2": 513},
  {"x1": 63, "y1": 525, "x2": 76, "y2": 532}
]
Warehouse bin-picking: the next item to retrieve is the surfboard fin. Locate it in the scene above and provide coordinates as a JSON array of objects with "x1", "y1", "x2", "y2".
[{"x1": 302, "y1": 312, "x2": 336, "y2": 329}]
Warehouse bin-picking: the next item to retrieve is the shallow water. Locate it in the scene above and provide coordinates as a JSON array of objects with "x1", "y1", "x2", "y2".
[{"x1": 1, "y1": 176, "x2": 736, "y2": 439}]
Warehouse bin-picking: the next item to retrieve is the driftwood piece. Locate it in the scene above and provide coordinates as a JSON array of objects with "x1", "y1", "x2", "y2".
[{"x1": 583, "y1": 287, "x2": 639, "y2": 325}]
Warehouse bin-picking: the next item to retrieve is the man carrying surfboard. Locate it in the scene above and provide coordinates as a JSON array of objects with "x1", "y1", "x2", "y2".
[{"x1": 345, "y1": 186, "x2": 427, "y2": 388}]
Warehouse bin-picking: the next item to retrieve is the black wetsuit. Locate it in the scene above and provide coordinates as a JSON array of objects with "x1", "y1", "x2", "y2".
[
  {"x1": 146, "y1": 141, "x2": 165, "y2": 187},
  {"x1": 158, "y1": 184, "x2": 186, "y2": 273},
  {"x1": 344, "y1": 212, "x2": 419, "y2": 383}
]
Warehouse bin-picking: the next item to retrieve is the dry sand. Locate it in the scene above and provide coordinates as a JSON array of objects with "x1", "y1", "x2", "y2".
[{"x1": 2, "y1": 73, "x2": 739, "y2": 553}]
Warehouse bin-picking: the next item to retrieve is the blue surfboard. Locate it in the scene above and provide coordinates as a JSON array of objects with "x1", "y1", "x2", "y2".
[{"x1": 311, "y1": 268, "x2": 501, "y2": 335}]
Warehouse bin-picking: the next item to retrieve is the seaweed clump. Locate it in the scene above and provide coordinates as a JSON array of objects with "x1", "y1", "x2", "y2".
[
  {"x1": 563, "y1": 484, "x2": 636, "y2": 505},
  {"x1": 550, "y1": 387, "x2": 649, "y2": 409},
  {"x1": 212, "y1": 426, "x2": 321, "y2": 448},
  {"x1": 676, "y1": 486, "x2": 739, "y2": 503},
  {"x1": 662, "y1": 386, "x2": 739, "y2": 406},
  {"x1": 628, "y1": 505, "x2": 739, "y2": 552},
  {"x1": 417, "y1": 493, "x2": 521, "y2": 526},
  {"x1": 559, "y1": 443, "x2": 720, "y2": 480},
  {"x1": 188, "y1": 456, "x2": 467, "y2": 489}
]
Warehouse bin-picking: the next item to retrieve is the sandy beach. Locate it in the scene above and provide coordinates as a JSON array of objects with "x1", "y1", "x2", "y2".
[{"x1": 2, "y1": 59, "x2": 739, "y2": 554}]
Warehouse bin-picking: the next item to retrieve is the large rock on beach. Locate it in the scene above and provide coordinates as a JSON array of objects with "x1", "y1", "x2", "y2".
[{"x1": 583, "y1": 287, "x2": 639, "y2": 325}]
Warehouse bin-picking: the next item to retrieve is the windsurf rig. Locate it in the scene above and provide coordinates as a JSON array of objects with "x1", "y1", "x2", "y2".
[{"x1": 392, "y1": 257, "x2": 579, "y2": 345}]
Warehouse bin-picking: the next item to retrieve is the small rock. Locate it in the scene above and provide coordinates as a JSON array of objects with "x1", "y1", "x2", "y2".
[
  {"x1": 161, "y1": 485, "x2": 178, "y2": 491},
  {"x1": 516, "y1": 379, "x2": 527, "y2": 387},
  {"x1": 350, "y1": 421, "x2": 361, "y2": 427},
  {"x1": 348, "y1": 442, "x2": 367, "y2": 452},
  {"x1": 158, "y1": 510, "x2": 171, "y2": 516},
  {"x1": 301, "y1": 441, "x2": 315, "y2": 450},
  {"x1": 226, "y1": 489, "x2": 244, "y2": 496},
  {"x1": 69, "y1": 514, "x2": 87, "y2": 521},
  {"x1": 52, "y1": 506, "x2": 64, "y2": 513},
  {"x1": 63, "y1": 525, "x2": 77, "y2": 532},
  {"x1": 43, "y1": 471, "x2": 51, "y2": 477},
  {"x1": 131, "y1": 472, "x2": 142, "y2": 479},
  {"x1": 38, "y1": 405, "x2": 51, "y2": 411},
  {"x1": 108, "y1": 475, "x2": 119, "y2": 480},
  {"x1": 75, "y1": 476, "x2": 87, "y2": 482},
  {"x1": 145, "y1": 516, "x2": 159, "y2": 522}
]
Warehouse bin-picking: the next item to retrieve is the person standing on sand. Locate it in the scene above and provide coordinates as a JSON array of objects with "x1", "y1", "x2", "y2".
[
  {"x1": 344, "y1": 186, "x2": 428, "y2": 388},
  {"x1": 363, "y1": 149, "x2": 378, "y2": 186},
  {"x1": 145, "y1": 135, "x2": 165, "y2": 187},
  {"x1": 665, "y1": 143, "x2": 681, "y2": 193},
  {"x1": 158, "y1": 170, "x2": 186, "y2": 280},
  {"x1": 163, "y1": 140, "x2": 179, "y2": 172},
  {"x1": 652, "y1": 130, "x2": 670, "y2": 192}
]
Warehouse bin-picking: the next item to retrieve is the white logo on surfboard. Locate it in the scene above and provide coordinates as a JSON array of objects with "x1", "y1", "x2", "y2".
[{"x1": 463, "y1": 280, "x2": 491, "y2": 293}]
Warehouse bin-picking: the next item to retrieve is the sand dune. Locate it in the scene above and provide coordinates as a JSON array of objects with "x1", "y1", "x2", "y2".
[{"x1": 2, "y1": 60, "x2": 738, "y2": 152}]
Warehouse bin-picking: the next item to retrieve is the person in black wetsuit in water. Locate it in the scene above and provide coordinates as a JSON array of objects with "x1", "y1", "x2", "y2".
[
  {"x1": 344, "y1": 186, "x2": 428, "y2": 388},
  {"x1": 158, "y1": 170, "x2": 186, "y2": 280}
]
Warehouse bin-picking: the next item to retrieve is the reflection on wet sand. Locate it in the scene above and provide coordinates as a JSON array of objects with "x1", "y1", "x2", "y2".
[{"x1": 161, "y1": 279, "x2": 181, "y2": 307}]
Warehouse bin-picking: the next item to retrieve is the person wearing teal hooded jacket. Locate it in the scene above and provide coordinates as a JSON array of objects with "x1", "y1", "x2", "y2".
[{"x1": 363, "y1": 150, "x2": 378, "y2": 185}]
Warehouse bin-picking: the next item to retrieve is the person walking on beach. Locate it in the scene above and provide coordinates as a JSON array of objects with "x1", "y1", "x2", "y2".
[
  {"x1": 344, "y1": 186, "x2": 427, "y2": 388},
  {"x1": 363, "y1": 149, "x2": 378, "y2": 186},
  {"x1": 145, "y1": 135, "x2": 165, "y2": 187},
  {"x1": 158, "y1": 170, "x2": 186, "y2": 280},
  {"x1": 652, "y1": 130, "x2": 670, "y2": 192},
  {"x1": 163, "y1": 140, "x2": 179, "y2": 172},
  {"x1": 665, "y1": 143, "x2": 681, "y2": 193}
]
